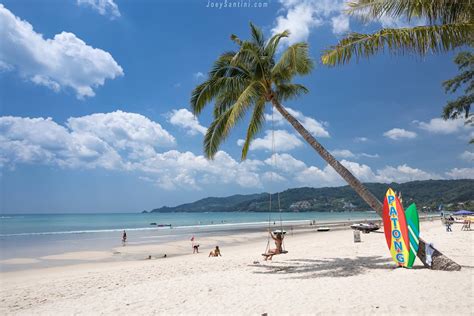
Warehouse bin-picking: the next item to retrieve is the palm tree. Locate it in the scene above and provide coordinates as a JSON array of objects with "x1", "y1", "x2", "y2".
[
  {"x1": 442, "y1": 49, "x2": 474, "y2": 143},
  {"x1": 321, "y1": 0, "x2": 473, "y2": 66},
  {"x1": 191, "y1": 23, "x2": 460, "y2": 270}
]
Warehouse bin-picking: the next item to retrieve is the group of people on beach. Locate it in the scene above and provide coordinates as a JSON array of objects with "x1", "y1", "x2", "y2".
[
  {"x1": 191, "y1": 239, "x2": 222, "y2": 257},
  {"x1": 121, "y1": 229, "x2": 285, "y2": 260}
]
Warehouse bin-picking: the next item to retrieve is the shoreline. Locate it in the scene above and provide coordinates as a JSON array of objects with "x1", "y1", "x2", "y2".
[{"x1": 0, "y1": 215, "x2": 441, "y2": 272}]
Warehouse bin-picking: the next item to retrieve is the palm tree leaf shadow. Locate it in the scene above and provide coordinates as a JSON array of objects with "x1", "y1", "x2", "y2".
[{"x1": 252, "y1": 256, "x2": 393, "y2": 278}]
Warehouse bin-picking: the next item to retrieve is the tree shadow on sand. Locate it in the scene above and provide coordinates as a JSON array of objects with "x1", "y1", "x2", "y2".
[{"x1": 251, "y1": 256, "x2": 393, "y2": 278}]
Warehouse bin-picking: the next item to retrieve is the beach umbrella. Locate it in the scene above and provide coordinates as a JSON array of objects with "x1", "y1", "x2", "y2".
[{"x1": 453, "y1": 210, "x2": 474, "y2": 216}]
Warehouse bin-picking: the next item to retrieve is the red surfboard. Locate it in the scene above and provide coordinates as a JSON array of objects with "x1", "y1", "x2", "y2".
[{"x1": 382, "y1": 188, "x2": 410, "y2": 267}]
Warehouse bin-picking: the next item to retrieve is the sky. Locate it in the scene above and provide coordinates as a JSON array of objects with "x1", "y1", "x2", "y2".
[{"x1": 0, "y1": 0, "x2": 473, "y2": 213}]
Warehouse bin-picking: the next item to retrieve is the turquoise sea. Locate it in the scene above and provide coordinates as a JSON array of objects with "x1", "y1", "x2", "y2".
[{"x1": 0, "y1": 212, "x2": 379, "y2": 268}]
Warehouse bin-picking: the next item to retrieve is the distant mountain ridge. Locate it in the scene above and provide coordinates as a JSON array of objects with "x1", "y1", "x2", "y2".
[{"x1": 147, "y1": 179, "x2": 474, "y2": 213}]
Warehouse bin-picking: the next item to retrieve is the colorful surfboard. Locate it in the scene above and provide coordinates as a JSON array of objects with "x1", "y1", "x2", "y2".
[
  {"x1": 405, "y1": 203, "x2": 420, "y2": 268},
  {"x1": 382, "y1": 188, "x2": 410, "y2": 267}
]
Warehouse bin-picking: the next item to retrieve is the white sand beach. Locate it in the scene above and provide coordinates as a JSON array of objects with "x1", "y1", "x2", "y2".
[{"x1": 1, "y1": 220, "x2": 472, "y2": 315}]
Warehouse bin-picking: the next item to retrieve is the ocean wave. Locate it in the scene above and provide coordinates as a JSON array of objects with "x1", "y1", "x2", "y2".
[
  {"x1": 0, "y1": 219, "x2": 312, "y2": 238},
  {"x1": 0, "y1": 227, "x2": 161, "y2": 237}
]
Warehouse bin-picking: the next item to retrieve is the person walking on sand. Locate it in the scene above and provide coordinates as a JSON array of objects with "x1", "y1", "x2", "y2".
[
  {"x1": 209, "y1": 246, "x2": 221, "y2": 257},
  {"x1": 446, "y1": 216, "x2": 454, "y2": 232},
  {"x1": 122, "y1": 230, "x2": 127, "y2": 245}
]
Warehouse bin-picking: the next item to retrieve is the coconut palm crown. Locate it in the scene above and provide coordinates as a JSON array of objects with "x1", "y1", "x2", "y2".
[
  {"x1": 191, "y1": 23, "x2": 313, "y2": 160},
  {"x1": 322, "y1": 0, "x2": 473, "y2": 66}
]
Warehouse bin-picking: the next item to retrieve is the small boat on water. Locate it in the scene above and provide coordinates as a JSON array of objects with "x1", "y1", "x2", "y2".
[
  {"x1": 350, "y1": 223, "x2": 380, "y2": 233},
  {"x1": 316, "y1": 227, "x2": 330, "y2": 232},
  {"x1": 150, "y1": 223, "x2": 172, "y2": 228}
]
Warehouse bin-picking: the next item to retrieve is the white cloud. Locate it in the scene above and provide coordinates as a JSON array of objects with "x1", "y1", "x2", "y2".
[
  {"x1": 331, "y1": 14, "x2": 350, "y2": 34},
  {"x1": 377, "y1": 15, "x2": 425, "y2": 28},
  {"x1": 264, "y1": 153, "x2": 307, "y2": 173},
  {"x1": 0, "y1": 4, "x2": 123, "y2": 98},
  {"x1": 375, "y1": 164, "x2": 440, "y2": 183},
  {"x1": 460, "y1": 151, "x2": 474, "y2": 163},
  {"x1": 354, "y1": 136, "x2": 368, "y2": 142},
  {"x1": 445, "y1": 168, "x2": 474, "y2": 179},
  {"x1": 262, "y1": 152, "x2": 442, "y2": 187},
  {"x1": 193, "y1": 72, "x2": 205, "y2": 80},
  {"x1": 293, "y1": 159, "x2": 376, "y2": 186},
  {"x1": 0, "y1": 116, "x2": 122, "y2": 170},
  {"x1": 77, "y1": 0, "x2": 121, "y2": 19},
  {"x1": 341, "y1": 160, "x2": 378, "y2": 182},
  {"x1": 135, "y1": 150, "x2": 263, "y2": 190},
  {"x1": 296, "y1": 165, "x2": 340, "y2": 186},
  {"x1": 296, "y1": 160, "x2": 443, "y2": 187},
  {"x1": 272, "y1": 0, "x2": 346, "y2": 45},
  {"x1": 238, "y1": 130, "x2": 303, "y2": 152},
  {"x1": 0, "y1": 113, "x2": 267, "y2": 190},
  {"x1": 415, "y1": 117, "x2": 471, "y2": 134},
  {"x1": 360, "y1": 153, "x2": 380, "y2": 159},
  {"x1": 168, "y1": 108, "x2": 207, "y2": 136},
  {"x1": 0, "y1": 111, "x2": 175, "y2": 170},
  {"x1": 2, "y1": 112, "x2": 469, "y2": 191},
  {"x1": 262, "y1": 171, "x2": 286, "y2": 183},
  {"x1": 331, "y1": 149, "x2": 355, "y2": 159},
  {"x1": 265, "y1": 107, "x2": 330, "y2": 138},
  {"x1": 383, "y1": 128, "x2": 417, "y2": 140},
  {"x1": 331, "y1": 149, "x2": 378, "y2": 159}
]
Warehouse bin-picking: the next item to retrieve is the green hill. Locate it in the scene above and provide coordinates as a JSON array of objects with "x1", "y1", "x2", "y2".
[{"x1": 148, "y1": 179, "x2": 474, "y2": 213}]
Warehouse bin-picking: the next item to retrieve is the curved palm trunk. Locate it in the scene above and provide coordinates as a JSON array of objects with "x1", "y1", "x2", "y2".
[{"x1": 271, "y1": 99, "x2": 461, "y2": 271}]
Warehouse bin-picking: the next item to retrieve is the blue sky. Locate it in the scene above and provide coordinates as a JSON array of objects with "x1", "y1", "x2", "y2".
[{"x1": 1, "y1": 0, "x2": 473, "y2": 213}]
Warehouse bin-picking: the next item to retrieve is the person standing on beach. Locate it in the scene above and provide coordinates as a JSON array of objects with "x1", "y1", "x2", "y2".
[{"x1": 122, "y1": 230, "x2": 127, "y2": 245}]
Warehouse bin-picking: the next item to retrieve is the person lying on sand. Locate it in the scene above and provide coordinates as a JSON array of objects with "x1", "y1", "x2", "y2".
[
  {"x1": 209, "y1": 246, "x2": 221, "y2": 257},
  {"x1": 263, "y1": 231, "x2": 284, "y2": 261}
]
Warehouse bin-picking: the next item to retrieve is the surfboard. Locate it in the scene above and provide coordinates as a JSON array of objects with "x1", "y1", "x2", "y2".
[
  {"x1": 405, "y1": 203, "x2": 420, "y2": 268},
  {"x1": 382, "y1": 188, "x2": 410, "y2": 267}
]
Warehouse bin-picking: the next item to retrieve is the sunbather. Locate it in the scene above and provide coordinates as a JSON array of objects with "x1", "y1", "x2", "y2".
[{"x1": 209, "y1": 246, "x2": 221, "y2": 257}]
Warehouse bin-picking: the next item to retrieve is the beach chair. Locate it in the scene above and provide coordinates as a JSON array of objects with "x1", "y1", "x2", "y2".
[{"x1": 461, "y1": 220, "x2": 471, "y2": 231}]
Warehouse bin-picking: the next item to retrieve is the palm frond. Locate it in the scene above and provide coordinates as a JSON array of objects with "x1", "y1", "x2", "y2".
[
  {"x1": 442, "y1": 94, "x2": 473, "y2": 119},
  {"x1": 249, "y1": 22, "x2": 265, "y2": 50},
  {"x1": 191, "y1": 51, "x2": 252, "y2": 115},
  {"x1": 322, "y1": 23, "x2": 474, "y2": 66},
  {"x1": 241, "y1": 98, "x2": 266, "y2": 160},
  {"x1": 264, "y1": 30, "x2": 290, "y2": 58},
  {"x1": 213, "y1": 76, "x2": 251, "y2": 118},
  {"x1": 204, "y1": 82, "x2": 261, "y2": 158},
  {"x1": 204, "y1": 109, "x2": 233, "y2": 159},
  {"x1": 272, "y1": 42, "x2": 314, "y2": 80},
  {"x1": 347, "y1": 0, "x2": 473, "y2": 24},
  {"x1": 443, "y1": 70, "x2": 474, "y2": 93},
  {"x1": 230, "y1": 34, "x2": 242, "y2": 46},
  {"x1": 227, "y1": 81, "x2": 262, "y2": 127},
  {"x1": 443, "y1": 51, "x2": 474, "y2": 93},
  {"x1": 274, "y1": 83, "x2": 309, "y2": 102}
]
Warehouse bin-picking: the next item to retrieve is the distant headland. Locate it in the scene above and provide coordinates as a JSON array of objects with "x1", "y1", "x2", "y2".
[{"x1": 144, "y1": 179, "x2": 474, "y2": 213}]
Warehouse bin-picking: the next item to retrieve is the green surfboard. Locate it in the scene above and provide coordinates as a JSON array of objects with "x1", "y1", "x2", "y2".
[{"x1": 405, "y1": 203, "x2": 420, "y2": 268}]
